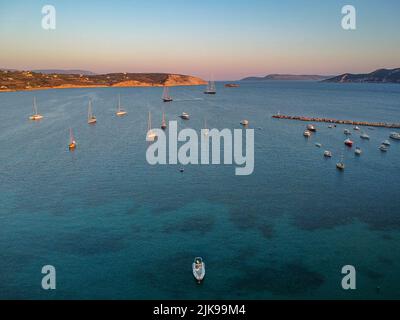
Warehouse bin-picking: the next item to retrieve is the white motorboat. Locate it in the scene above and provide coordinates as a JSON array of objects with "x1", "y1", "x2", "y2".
[
  {"x1": 315, "y1": 143, "x2": 322, "y2": 148},
  {"x1": 379, "y1": 144, "x2": 389, "y2": 152},
  {"x1": 390, "y1": 132, "x2": 400, "y2": 140},
  {"x1": 354, "y1": 126, "x2": 360, "y2": 131},
  {"x1": 180, "y1": 112, "x2": 190, "y2": 120},
  {"x1": 355, "y1": 147, "x2": 362, "y2": 155},
  {"x1": 382, "y1": 140, "x2": 391, "y2": 146},
  {"x1": 344, "y1": 129, "x2": 351, "y2": 135},
  {"x1": 307, "y1": 124, "x2": 316, "y2": 132},
  {"x1": 240, "y1": 119, "x2": 249, "y2": 126},
  {"x1": 360, "y1": 133, "x2": 370, "y2": 140},
  {"x1": 336, "y1": 162, "x2": 345, "y2": 170},
  {"x1": 324, "y1": 150, "x2": 332, "y2": 158},
  {"x1": 303, "y1": 130, "x2": 311, "y2": 137},
  {"x1": 192, "y1": 257, "x2": 205, "y2": 283}
]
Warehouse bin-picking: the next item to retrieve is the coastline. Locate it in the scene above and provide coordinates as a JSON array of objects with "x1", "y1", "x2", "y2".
[{"x1": 0, "y1": 82, "x2": 206, "y2": 93}]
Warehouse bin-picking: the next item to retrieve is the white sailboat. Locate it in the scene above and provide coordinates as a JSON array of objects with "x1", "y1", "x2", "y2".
[
  {"x1": 29, "y1": 97, "x2": 43, "y2": 120},
  {"x1": 87, "y1": 99, "x2": 97, "y2": 124},
  {"x1": 116, "y1": 95, "x2": 127, "y2": 117},
  {"x1": 162, "y1": 86, "x2": 173, "y2": 102},
  {"x1": 204, "y1": 78, "x2": 216, "y2": 95},
  {"x1": 146, "y1": 111, "x2": 157, "y2": 141},
  {"x1": 203, "y1": 118, "x2": 209, "y2": 136},
  {"x1": 161, "y1": 111, "x2": 167, "y2": 130},
  {"x1": 68, "y1": 128, "x2": 77, "y2": 150}
]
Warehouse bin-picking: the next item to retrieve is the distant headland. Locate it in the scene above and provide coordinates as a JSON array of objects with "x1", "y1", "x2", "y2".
[
  {"x1": 241, "y1": 68, "x2": 400, "y2": 84},
  {"x1": 240, "y1": 74, "x2": 332, "y2": 81},
  {"x1": 0, "y1": 70, "x2": 206, "y2": 92},
  {"x1": 323, "y1": 68, "x2": 400, "y2": 84}
]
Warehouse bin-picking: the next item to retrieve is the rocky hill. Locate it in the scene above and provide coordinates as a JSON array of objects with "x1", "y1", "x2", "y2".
[{"x1": 0, "y1": 70, "x2": 206, "y2": 92}]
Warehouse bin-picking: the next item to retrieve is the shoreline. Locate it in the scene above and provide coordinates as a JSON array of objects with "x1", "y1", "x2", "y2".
[{"x1": 0, "y1": 83, "x2": 206, "y2": 93}]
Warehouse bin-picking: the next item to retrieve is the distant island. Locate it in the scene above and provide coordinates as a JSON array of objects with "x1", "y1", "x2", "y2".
[
  {"x1": 0, "y1": 70, "x2": 206, "y2": 92},
  {"x1": 241, "y1": 74, "x2": 332, "y2": 81},
  {"x1": 323, "y1": 68, "x2": 400, "y2": 83}
]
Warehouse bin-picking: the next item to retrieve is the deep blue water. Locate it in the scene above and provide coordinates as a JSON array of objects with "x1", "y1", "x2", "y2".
[{"x1": 0, "y1": 81, "x2": 399, "y2": 299}]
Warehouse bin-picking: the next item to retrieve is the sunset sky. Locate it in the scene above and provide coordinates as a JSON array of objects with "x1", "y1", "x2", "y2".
[{"x1": 0, "y1": 0, "x2": 399, "y2": 80}]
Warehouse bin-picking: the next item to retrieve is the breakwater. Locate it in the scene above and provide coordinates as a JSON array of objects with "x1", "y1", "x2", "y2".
[{"x1": 272, "y1": 114, "x2": 400, "y2": 129}]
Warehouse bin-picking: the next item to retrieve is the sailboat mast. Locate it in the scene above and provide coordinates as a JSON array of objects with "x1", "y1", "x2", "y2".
[
  {"x1": 148, "y1": 111, "x2": 152, "y2": 131},
  {"x1": 88, "y1": 99, "x2": 92, "y2": 120}
]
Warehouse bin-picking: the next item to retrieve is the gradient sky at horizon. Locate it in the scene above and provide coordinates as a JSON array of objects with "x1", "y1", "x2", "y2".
[{"x1": 0, "y1": 0, "x2": 399, "y2": 80}]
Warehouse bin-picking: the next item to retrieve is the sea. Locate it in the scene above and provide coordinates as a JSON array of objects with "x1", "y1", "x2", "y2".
[{"x1": 0, "y1": 81, "x2": 399, "y2": 299}]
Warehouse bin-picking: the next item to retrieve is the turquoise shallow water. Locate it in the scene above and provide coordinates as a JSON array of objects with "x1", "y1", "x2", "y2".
[{"x1": 0, "y1": 81, "x2": 400, "y2": 299}]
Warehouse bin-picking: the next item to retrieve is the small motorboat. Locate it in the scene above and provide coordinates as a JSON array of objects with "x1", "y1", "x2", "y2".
[
  {"x1": 328, "y1": 125, "x2": 333, "y2": 129},
  {"x1": 379, "y1": 144, "x2": 389, "y2": 152},
  {"x1": 336, "y1": 162, "x2": 345, "y2": 170},
  {"x1": 303, "y1": 130, "x2": 311, "y2": 137},
  {"x1": 344, "y1": 138, "x2": 353, "y2": 147},
  {"x1": 307, "y1": 124, "x2": 316, "y2": 132},
  {"x1": 192, "y1": 257, "x2": 205, "y2": 283},
  {"x1": 240, "y1": 119, "x2": 249, "y2": 126},
  {"x1": 344, "y1": 129, "x2": 351, "y2": 135},
  {"x1": 382, "y1": 140, "x2": 391, "y2": 146},
  {"x1": 355, "y1": 147, "x2": 362, "y2": 156},
  {"x1": 324, "y1": 150, "x2": 332, "y2": 158},
  {"x1": 360, "y1": 133, "x2": 370, "y2": 140},
  {"x1": 180, "y1": 112, "x2": 190, "y2": 120},
  {"x1": 390, "y1": 132, "x2": 400, "y2": 140},
  {"x1": 354, "y1": 126, "x2": 360, "y2": 131},
  {"x1": 315, "y1": 143, "x2": 322, "y2": 148}
]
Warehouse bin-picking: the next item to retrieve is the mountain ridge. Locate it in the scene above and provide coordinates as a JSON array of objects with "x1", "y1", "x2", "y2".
[
  {"x1": 323, "y1": 68, "x2": 400, "y2": 83},
  {"x1": 241, "y1": 74, "x2": 332, "y2": 81}
]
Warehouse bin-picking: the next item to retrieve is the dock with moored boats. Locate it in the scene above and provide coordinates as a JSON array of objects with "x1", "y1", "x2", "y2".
[{"x1": 272, "y1": 114, "x2": 400, "y2": 129}]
